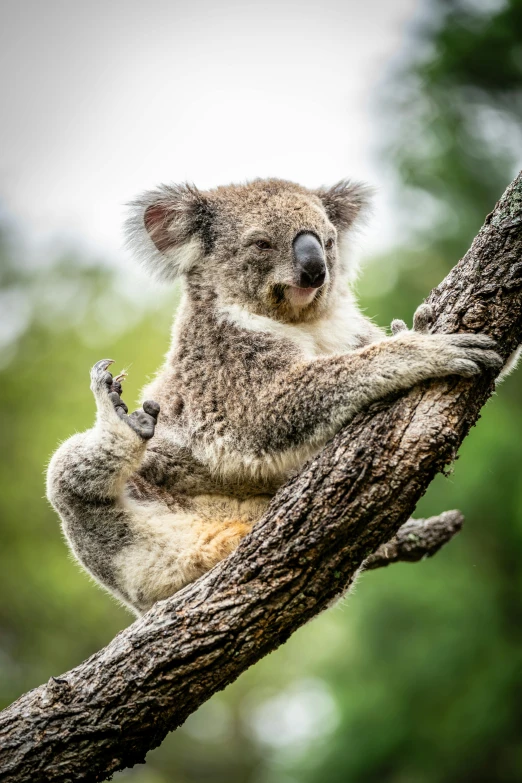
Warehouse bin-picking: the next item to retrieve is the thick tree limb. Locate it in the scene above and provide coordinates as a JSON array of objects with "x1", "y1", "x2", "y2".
[{"x1": 1, "y1": 174, "x2": 521, "y2": 783}]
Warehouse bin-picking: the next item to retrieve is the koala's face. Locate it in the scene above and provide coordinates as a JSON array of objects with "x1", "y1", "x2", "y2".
[{"x1": 127, "y1": 178, "x2": 371, "y2": 323}]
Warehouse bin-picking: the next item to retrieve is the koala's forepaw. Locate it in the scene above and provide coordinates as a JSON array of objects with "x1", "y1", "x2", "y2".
[
  {"x1": 441, "y1": 333, "x2": 503, "y2": 376},
  {"x1": 91, "y1": 359, "x2": 160, "y2": 440}
]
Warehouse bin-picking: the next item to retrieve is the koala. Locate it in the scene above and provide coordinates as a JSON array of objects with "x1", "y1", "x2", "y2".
[{"x1": 46, "y1": 178, "x2": 503, "y2": 615}]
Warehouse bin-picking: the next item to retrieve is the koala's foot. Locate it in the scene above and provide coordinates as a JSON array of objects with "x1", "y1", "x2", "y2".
[{"x1": 90, "y1": 359, "x2": 160, "y2": 440}]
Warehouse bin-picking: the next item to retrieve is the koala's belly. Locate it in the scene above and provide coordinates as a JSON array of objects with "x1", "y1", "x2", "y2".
[{"x1": 189, "y1": 493, "x2": 272, "y2": 526}]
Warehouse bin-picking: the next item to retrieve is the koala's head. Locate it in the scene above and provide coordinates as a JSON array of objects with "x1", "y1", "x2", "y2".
[{"x1": 126, "y1": 178, "x2": 372, "y2": 323}]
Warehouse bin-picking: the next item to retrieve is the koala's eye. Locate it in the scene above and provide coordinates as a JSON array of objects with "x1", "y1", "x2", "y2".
[
  {"x1": 255, "y1": 239, "x2": 272, "y2": 251},
  {"x1": 325, "y1": 238, "x2": 335, "y2": 250}
]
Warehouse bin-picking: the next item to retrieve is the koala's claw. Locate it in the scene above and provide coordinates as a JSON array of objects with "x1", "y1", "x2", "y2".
[
  {"x1": 93, "y1": 358, "x2": 115, "y2": 373},
  {"x1": 90, "y1": 359, "x2": 116, "y2": 393},
  {"x1": 110, "y1": 372, "x2": 127, "y2": 397}
]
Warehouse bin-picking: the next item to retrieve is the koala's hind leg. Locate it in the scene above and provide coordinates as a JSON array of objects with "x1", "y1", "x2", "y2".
[
  {"x1": 46, "y1": 360, "x2": 160, "y2": 606},
  {"x1": 114, "y1": 510, "x2": 253, "y2": 614},
  {"x1": 48, "y1": 361, "x2": 254, "y2": 614},
  {"x1": 49, "y1": 359, "x2": 160, "y2": 500}
]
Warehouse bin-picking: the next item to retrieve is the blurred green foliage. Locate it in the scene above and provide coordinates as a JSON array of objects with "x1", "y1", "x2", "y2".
[{"x1": 1, "y1": 1, "x2": 522, "y2": 781}]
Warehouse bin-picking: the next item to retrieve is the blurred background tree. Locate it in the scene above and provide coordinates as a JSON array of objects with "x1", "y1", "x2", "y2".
[{"x1": 1, "y1": 1, "x2": 521, "y2": 782}]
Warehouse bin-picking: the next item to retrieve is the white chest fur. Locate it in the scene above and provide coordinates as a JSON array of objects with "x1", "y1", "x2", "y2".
[{"x1": 218, "y1": 292, "x2": 373, "y2": 359}]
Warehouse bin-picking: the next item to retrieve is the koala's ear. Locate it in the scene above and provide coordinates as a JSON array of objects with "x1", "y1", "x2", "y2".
[
  {"x1": 125, "y1": 183, "x2": 213, "y2": 281},
  {"x1": 315, "y1": 180, "x2": 374, "y2": 231}
]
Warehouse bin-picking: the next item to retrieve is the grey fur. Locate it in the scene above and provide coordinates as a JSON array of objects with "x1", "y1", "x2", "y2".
[{"x1": 47, "y1": 178, "x2": 504, "y2": 615}]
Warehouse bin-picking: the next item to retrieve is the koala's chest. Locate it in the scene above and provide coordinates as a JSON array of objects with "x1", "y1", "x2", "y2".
[{"x1": 280, "y1": 312, "x2": 366, "y2": 359}]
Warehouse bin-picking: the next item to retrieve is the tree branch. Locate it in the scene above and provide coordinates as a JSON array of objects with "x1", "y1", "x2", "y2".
[
  {"x1": 1, "y1": 173, "x2": 521, "y2": 783},
  {"x1": 363, "y1": 510, "x2": 464, "y2": 570}
]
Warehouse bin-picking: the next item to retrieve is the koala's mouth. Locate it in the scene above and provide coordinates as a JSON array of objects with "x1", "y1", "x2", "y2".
[
  {"x1": 284, "y1": 285, "x2": 321, "y2": 307},
  {"x1": 268, "y1": 282, "x2": 327, "y2": 318}
]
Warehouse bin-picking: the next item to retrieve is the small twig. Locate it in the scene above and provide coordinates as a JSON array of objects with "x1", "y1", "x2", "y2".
[{"x1": 364, "y1": 511, "x2": 464, "y2": 570}]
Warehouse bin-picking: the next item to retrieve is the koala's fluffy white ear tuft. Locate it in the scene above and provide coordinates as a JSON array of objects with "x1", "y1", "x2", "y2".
[
  {"x1": 315, "y1": 180, "x2": 374, "y2": 231},
  {"x1": 125, "y1": 183, "x2": 213, "y2": 281},
  {"x1": 316, "y1": 180, "x2": 375, "y2": 282}
]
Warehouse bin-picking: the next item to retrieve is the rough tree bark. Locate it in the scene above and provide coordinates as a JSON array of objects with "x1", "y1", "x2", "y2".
[{"x1": 1, "y1": 173, "x2": 521, "y2": 783}]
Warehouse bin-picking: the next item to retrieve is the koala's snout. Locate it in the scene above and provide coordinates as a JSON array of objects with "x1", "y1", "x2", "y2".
[{"x1": 292, "y1": 232, "x2": 326, "y2": 289}]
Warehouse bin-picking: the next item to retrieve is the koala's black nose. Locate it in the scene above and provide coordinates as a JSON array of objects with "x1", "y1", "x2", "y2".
[{"x1": 293, "y1": 232, "x2": 326, "y2": 289}]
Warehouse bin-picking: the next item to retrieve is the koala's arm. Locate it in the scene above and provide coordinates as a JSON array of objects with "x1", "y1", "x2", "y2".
[
  {"x1": 46, "y1": 362, "x2": 163, "y2": 610},
  {"x1": 223, "y1": 330, "x2": 502, "y2": 464}
]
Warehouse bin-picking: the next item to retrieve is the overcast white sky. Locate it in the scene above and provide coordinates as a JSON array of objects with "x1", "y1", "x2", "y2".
[{"x1": 0, "y1": 0, "x2": 420, "y2": 265}]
